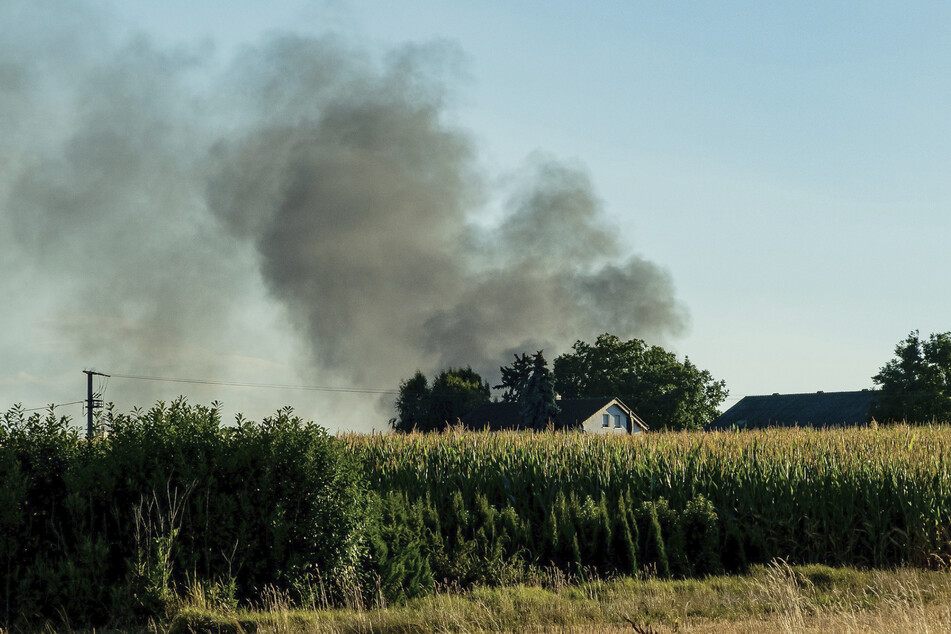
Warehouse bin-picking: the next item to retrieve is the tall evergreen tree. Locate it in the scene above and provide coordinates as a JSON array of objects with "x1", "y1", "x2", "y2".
[
  {"x1": 519, "y1": 351, "x2": 560, "y2": 430},
  {"x1": 494, "y1": 353, "x2": 533, "y2": 403},
  {"x1": 614, "y1": 493, "x2": 639, "y2": 574},
  {"x1": 638, "y1": 501, "x2": 670, "y2": 578}
]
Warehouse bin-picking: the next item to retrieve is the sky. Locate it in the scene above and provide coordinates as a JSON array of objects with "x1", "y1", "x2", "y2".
[{"x1": 2, "y1": 1, "x2": 949, "y2": 432}]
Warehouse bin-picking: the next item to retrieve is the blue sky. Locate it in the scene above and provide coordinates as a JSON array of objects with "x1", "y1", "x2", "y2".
[
  {"x1": 114, "y1": 1, "x2": 951, "y2": 394},
  {"x1": 2, "y1": 1, "x2": 949, "y2": 428}
]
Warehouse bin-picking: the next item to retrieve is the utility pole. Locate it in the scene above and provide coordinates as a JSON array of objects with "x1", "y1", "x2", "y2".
[{"x1": 83, "y1": 370, "x2": 109, "y2": 439}]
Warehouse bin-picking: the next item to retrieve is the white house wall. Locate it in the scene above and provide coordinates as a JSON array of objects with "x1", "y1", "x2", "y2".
[{"x1": 581, "y1": 403, "x2": 641, "y2": 435}]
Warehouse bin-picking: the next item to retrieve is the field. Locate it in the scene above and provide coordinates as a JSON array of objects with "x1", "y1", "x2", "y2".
[
  {"x1": 348, "y1": 424, "x2": 951, "y2": 584},
  {"x1": 2, "y1": 402, "x2": 951, "y2": 630}
]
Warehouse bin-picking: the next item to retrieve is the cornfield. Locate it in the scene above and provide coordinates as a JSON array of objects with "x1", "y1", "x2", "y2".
[
  {"x1": 5, "y1": 402, "x2": 951, "y2": 628},
  {"x1": 347, "y1": 424, "x2": 951, "y2": 581}
]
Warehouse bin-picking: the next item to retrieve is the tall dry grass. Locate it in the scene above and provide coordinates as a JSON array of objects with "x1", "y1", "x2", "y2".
[{"x1": 164, "y1": 562, "x2": 951, "y2": 633}]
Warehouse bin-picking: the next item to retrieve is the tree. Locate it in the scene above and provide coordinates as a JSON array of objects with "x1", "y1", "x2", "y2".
[
  {"x1": 519, "y1": 351, "x2": 560, "y2": 429},
  {"x1": 553, "y1": 333, "x2": 727, "y2": 431},
  {"x1": 392, "y1": 367, "x2": 490, "y2": 432},
  {"x1": 497, "y1": 351, "x2": 560, "y2": 429},
  {"x1": 494, "y1": 353, "x2": 533, "y2": 403},
  {"x1": 429, "y1": 367, "x2": 491, "y2": 428},
  {"x1": 394, "y1": 371, "x2": 430, "y2": 431},
  {"x1": 871, "y1": 330, "x2": 951, "y2": 423}
]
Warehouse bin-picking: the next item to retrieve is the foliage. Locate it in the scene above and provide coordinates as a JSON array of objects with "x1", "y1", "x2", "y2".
[
  {"x1": 553, "y1": 333, "x2": 728, "y2": 430},
  {"x1": 350, "y1": 424, "x2": 951, "y2": 585},
  {"x1": 8, "y1": 395, "x2": 951, "y2": 627},
  {"x1": 872, "y1": 330, "x2": 951, "y2": 423},
  {"x1": 393, "y1": 371, "x2": 430, "y2": 432},
  {"x1": 495, "y1": 353, "x2": 533, "y2": 403},
  {"x1": 637, "y1": 500, "x2": 670, "y2": 578},
  {"x1": 392, "y1": 367, "x2": 490, "y2": 432},
  {"x1": 496, "y1": 351, "x2": 561, "y2": 430},
  {"x1": 0, "y1": 400, "x2": 370, "y2": 629},
  {"x1": 364, "y1": 492, "x2": 434, "y2": 603},
  {"x1": 520, "y1": 351, "x2": 560, "y2": 429}
]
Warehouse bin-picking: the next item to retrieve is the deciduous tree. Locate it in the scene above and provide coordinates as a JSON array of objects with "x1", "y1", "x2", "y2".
[
  {"x1": 871, "y1": 330, "x2": 951, "y2": 423},
  {"x1": 392, "y1": 367, "x2": 490, "y2": 432},
  {"x1": 553, "y1": 333, "x2": 727, "y2": 430}
]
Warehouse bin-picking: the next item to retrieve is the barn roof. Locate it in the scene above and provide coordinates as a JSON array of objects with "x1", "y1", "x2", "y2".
[
  {"x1": 710, "y1": 390, "x2": 879, "y2": 430},
  {"x1": 463, "y1": 396, "x2": 648, "y2": 432}
]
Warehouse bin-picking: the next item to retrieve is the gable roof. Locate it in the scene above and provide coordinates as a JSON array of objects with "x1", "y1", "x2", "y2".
[
  {"x1": 463, "y1": 397, "x2": 648, "y2": 432},
  {"x1": 710, "y1": 390, "x2": 879, "y2": 430}
]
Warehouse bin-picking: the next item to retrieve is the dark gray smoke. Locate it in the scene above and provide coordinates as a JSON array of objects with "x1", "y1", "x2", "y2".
[{"x1": 0, "y1": 4, "x2": 686, "y2": 428}]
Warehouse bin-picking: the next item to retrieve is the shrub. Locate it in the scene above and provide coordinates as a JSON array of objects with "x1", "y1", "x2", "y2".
[{"x1": 0, "y1": 400, "x2": 371, "y2": 628}]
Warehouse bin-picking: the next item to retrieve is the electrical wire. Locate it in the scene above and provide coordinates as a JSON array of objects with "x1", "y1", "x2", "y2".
[
  {"x1": 19, "y1": 400, "x2": 86, "y2": 413},
  {"x1": 108, "y1": 373, "x2": 399, "y2": 395},
  {"x1": 95, "y1": 373, "x2": 109, "y2": 399}
]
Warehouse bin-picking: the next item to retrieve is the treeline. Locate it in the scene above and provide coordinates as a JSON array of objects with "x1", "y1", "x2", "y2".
[{"x1": 393, "y1": 333, "x2": 729, "y2": 432}]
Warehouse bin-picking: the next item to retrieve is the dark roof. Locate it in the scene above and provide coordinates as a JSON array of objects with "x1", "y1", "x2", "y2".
[
  {"x1": 710, "y1": 390, "x2": 879, "y2": 430},
  {"x1": 463, "y1": 397, "x2": 648, "y2": 432}
]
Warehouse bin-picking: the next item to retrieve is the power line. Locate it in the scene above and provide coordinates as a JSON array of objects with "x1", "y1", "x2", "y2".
[
  {"x1": 108, "y1": 373, "x2": 399, "y2": 395},
  {"x1": 18, "y1": 400, "x2": 86, "y2": 413},
  {"x1": 96, "y1": 373, "x2": 884, "y2": 403}
]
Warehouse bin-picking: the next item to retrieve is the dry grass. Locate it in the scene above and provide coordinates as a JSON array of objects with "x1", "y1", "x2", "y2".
[{"x1": 162, "y1": 562, "x2": 951, "y2": 634}]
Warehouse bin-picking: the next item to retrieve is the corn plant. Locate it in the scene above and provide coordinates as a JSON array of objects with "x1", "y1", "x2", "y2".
[{"x1": 346, "y1": 425, "x2": 951, "y2": 574}]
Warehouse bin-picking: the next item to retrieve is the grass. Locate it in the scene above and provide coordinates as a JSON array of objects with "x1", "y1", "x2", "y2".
[{"x1": 159, "y1": 562, "x2": 951, "y2": 634}]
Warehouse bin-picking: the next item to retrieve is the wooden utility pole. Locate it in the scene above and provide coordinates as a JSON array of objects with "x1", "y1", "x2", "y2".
[{"x1": 83, "y1": 370, "x2": 109, "y2": 439}]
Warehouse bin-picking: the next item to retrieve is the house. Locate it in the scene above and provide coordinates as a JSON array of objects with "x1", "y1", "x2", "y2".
[
  {"x1": 709, "y1": 390, "x2": 879, "y2": 430},
  {"x1": 463, "y1": 396, "x2": 649, "y2": 434}
]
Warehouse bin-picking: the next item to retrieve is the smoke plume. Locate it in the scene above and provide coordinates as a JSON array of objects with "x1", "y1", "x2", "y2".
[{"x1": 0, "y1": 4, "x2": 686, "y2": 429}]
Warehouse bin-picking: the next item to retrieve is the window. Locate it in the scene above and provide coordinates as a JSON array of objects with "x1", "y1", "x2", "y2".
[
  {"x1": 603, "y1": 414, "x2": 610, "y2": 427},
  {"x1": 614, "y1": 414, "x2": 622, "y2": 428}
]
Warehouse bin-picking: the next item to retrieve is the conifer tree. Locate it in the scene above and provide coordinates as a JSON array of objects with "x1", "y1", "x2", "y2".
[
  {"x1": 638, "y1": 501, "x2": 670, "y2": 578},
  {"x1": 653, "y1": 498, "x2": 689, "y2": 577},
  {"x1": 499, "y1": 505, "x2": 526, "y2": 557},
  {"x1": 577, "y1": 495, "x2": 602, "y2": 564},
  {"x1": 554, "y1": 491, "x2": 576, "y2": 563},
  {"x1": 446, "y1": 489, "x2": 470, "y2": 550},
  {"x1": 369, "y1": 493, "x2": 434, "y2": 602},
  {"x1": 474, "y1": 494, "x2": 498, "y2": 545},
  {"x1": 421, "y1": 495, "x2": 448, "y2": 579},
  {"x1": 520, "y1": 351, "x2": 560, "y2": 430},
  {"x1": 596, "y1": 494, "x2": 614, "y2": 566},
  {"x1": 721, "y1": 520, "x2": 748, "y2": 573},
  {"x1": 541, "y1": 504, "x2": 559, "y2": 562},
  {"x1": 404, "y1": 501, "x2": 435, "y2": 598},
  {"x1": 495, "y1": 353, "x2": 533, "y2": 403},
  {"x1": 614, "y1": 494, "x2": 638, "y2": 573}
]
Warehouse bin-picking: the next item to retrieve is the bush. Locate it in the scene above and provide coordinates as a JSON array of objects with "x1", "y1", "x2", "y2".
[
  {"x1": 0, "y1": 400, "x2": 371, "y2": 629},
  {"x1": 365, "y1": 492, "x2": 434, "y2": 603},
  {"x1": 682, "y1": 494, "x2": 722, "y2": 576}
]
